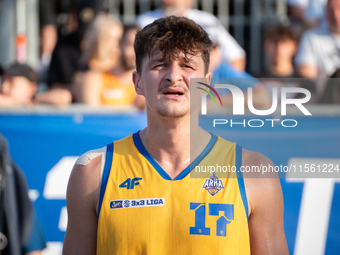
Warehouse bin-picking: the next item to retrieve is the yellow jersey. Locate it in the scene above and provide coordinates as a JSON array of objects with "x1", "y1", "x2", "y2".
[{"x1": 97, "y1": 132, "x2": 250, "y2": 254}]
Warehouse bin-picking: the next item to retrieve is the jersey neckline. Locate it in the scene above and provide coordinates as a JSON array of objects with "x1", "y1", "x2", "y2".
[{"x1": 132, "y1": 131, "x2": 218, "y2": 181}]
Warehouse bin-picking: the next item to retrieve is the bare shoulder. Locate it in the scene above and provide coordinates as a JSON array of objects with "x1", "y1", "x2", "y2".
[
  {"x1": 242, "y1": 148, "x2": 279, "y2": 178},
  {"x1": 67, "y1": 147, "x2": 106, "y2": 213},
  {"x1": 241, "y1": 149, "x2": 282, "y2": 215},
  {"x1": 63, "y1": 147, "x2": 106, "y2": 254},
  {"x1": 241, "y1": 149, "x2": 288, "y2": 254}
]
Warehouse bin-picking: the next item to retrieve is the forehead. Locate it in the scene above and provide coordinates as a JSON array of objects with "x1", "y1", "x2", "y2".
[
  {"x1": 146, "y1": 49, "x2": 204, "y2": 64},
  {"x1": 4, "y1": 75, "x2": 31, "y2": 84}
]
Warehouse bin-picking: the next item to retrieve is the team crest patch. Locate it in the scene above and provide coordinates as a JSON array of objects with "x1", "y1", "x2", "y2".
[{"x1": 202, "y1": 172, "x2": 224, "y2": 196}]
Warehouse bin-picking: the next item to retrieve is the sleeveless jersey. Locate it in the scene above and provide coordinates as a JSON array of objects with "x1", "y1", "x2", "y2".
[
  {"x1": 100, "y1": 73, "x2": 136, "y2": 106},
  {"x1": 97, "y1": 132, "x2": 250, "y2": 254}
]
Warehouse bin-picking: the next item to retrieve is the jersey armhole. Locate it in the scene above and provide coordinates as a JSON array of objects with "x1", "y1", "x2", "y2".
[
  {"x1": 236, "y1": 144, "x2": 249, "y2": 223},
  {"x1": 97, "y1": 142, "x2": 114, "y2": 220}
]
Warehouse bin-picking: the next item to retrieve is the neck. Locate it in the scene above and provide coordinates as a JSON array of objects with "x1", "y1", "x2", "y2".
[
  {"x1": 268, "y1": 59, "x2": 294, "y2": 77},
  {"x1": 163, "y1": 5, "x2": 187, "y2": 16},
  {"x1": 139, "y1": 111, "x2": 211, "y2": 179},
  {"x1": 112, "y1": 65, "x2": 135, "y2": 85}
]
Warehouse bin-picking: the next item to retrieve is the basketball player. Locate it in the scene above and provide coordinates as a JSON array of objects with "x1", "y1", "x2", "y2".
[{"x1": 63, "y1": 16, "x2": 288, "y2": 255}]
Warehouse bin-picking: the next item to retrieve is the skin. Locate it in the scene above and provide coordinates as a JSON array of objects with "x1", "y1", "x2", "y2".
[
  {"x1": 88, "y1": 24, "x2": 123, "y2": 72},
  {"x1": 160, "y1": 0, "x2": 246, "y2": 71},
  {"x1": 264, "y1": 39, "x2": 297, "y2": 76},
  {"x1": 75, "y1": 27, "x2": 144, "y2": 109},
  {"x1": 63, "y1": 49, "x2": 288, "y2": 255},
  {"x1": 35, "y1": 86, "x2": 72, "y2": 107},
  {"x1": 0, "y1": 75, "x2": 37, "y2": 107},
  {"x1": 40, "y1": 25, "x2": 57, "y2": 57}
]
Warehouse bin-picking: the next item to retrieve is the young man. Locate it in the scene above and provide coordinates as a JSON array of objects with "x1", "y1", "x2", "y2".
[{"x1": 63, "y1": 16, "x2": 288, "y2": 255}]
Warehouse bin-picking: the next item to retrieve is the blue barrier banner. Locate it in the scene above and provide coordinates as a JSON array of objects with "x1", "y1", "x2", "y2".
[{"x1": 0, "y1": 109, "x2": 339, "y2": 255}]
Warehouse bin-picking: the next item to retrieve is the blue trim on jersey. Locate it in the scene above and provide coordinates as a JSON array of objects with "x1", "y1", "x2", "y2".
[
  {"x1": 98, "y1": 142, "x2": 114, "y2": 219},
  {"x1": 133, "y1": 132, "x2": 173, "y2": 180},
  {"x1": 236, "y1": 144, "x2": 249, "y2": 222},
  {"x1": 133, "y1": 132, "x2": 218, "y2": 181},
  {"x1": 178, "y1": 133, "x2": 218, "y2": 180}
]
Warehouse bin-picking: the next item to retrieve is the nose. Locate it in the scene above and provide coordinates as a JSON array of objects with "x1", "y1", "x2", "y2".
[{"x1": 164, "y1": 62, "x2": 183, "y2": 84}]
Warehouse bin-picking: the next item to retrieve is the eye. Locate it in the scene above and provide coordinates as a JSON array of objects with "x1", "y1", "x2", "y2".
[
  {"x1": 183, "y1": 64, "x2": 193, "y2": 69},
  {"x1": 153, "y1": 63, "x2": 164, "y2": 69}
]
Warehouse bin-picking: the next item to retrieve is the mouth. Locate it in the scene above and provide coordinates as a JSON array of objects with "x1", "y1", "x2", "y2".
[{"x1": 162, "y1": 88, "x2": 185, "y2": 97}]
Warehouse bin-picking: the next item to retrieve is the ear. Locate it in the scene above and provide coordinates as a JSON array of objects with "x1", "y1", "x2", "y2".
[
  {"x1": 205, "y1": 72, "x2": 212, "y2": 84},
  {"x1": 132, "y1": 71, "x2": 144, "y2": 96},
  {"x1": 29, "y1": 82, "x2": 38, "y2": 98}
]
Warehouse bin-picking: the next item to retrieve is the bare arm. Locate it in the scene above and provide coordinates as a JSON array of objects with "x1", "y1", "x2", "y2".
[
  {"x1": 35, "y1": 88, "x2": 72, "y2": 106},
  {"x1": 62, "y1": 156, "x2": 101, "y2": 255},
  {"x1": 243, "y1": 150, "x2": 288, "y2": 255},
  {"x1": 40, "y1": 25, "x2": 57, "y2": 56},
  {"x1": 0, "y1": 94, "x2": 17, "y2": 107}
]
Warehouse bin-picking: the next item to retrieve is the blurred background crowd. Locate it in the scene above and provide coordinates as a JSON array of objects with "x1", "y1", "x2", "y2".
[{"x1": 0, "y1": 0, "x2": 340, "y2": 109}]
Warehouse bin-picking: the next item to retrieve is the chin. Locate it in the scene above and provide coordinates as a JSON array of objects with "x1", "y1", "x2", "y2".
[{"x1": 157, "y1": 107, "x2": 189, "y2": 118}]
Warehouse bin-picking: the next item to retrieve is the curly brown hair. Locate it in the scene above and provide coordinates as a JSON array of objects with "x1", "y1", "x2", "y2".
[{"x1": 134, "y1": 16, "x2": 212, "y2": 75}]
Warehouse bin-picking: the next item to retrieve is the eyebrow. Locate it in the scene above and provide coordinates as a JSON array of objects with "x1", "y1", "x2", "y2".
[{"x1": 149, "y1": 57, "x2": 166, "y2": 64}]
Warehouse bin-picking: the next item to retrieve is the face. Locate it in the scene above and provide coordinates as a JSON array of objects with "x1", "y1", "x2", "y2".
[
  {"x1": 162, "y1": 0, "x2": 194, "y2": 11},
  {"x1": 121, "y1": 28, "x2": 137, "y2": 70},
  {"x1": 1, "y1": 75, "x2": 37, "y2": 105},
  {"x1": 99, "y1": 25, "x2": 123, "y2": 60},
  {"x1": 264, "y1": 39, "x2": 297, "y2": 63},
  {"x1": 327, "y1": 0, "x2": 340, "y2": 33},
  {"x1": 133, "y1": 50, "x2": 210, "y2": 118}
]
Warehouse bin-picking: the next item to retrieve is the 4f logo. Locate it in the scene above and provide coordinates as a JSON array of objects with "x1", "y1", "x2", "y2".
[
  {"x1": 119, "y1": 177, "x2": 142, "y2": 189},
  {"x1": 190, "y1": 203, "x2": 234, "y2": 237}
]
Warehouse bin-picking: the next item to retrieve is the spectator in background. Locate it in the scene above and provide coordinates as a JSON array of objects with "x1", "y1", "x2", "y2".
[
  {"x1": 37, "y1": 0, "x2": 107, "y2": 106},
  {"x1": 78, "y1": 13, "x2": 122, "y2": 72},
  {"x1": 260, "y1": 24, "x2": 301, "y2": 78},
  {"x1": 0, "y1": 63, "x2": 39, "y2": 107},
  {"x1": 73, "y1": 19, "x2": 144, "y2": 109},
  {"x1": 287, "y1": 0, "x2": 326, "y2": 29},
  {"x1": 258, "y1": 24, "x2": 317, "y2": 102},
  {"x1": 37, "y1": 0, "x2": 74, "y2": 81},
  {"x1": 296, "y1": 0, "x2": 340, "y2": 78},
  {"x1": 0, "y1": 133, "x2": 46, "y2": 255},
  {"x1": 295, "y1": 0, "x2": 340, "y2": 96},
  {"x1": 136, "y1": 0, "x2": 246, "y2": 71},
  {"x1": 207, "y1": 29, "x2": 271, "y2": 108}
]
